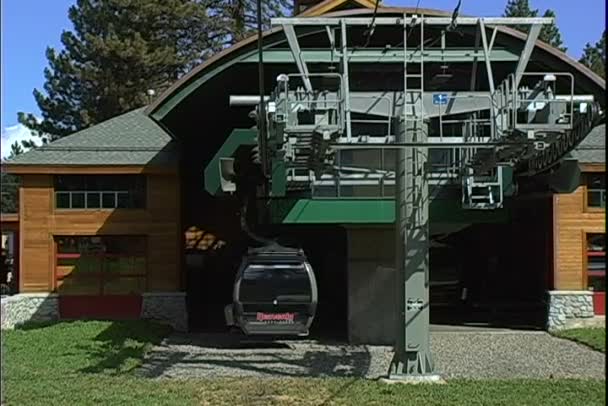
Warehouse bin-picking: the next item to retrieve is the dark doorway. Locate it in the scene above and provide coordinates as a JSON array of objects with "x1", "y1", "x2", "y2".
[
  {"x1": 271, "y1": 225, "x2": 348, "y2": 340},
  {"x1": 429, "y1": 223, "x2": 548, "y2": 330},
  {"x1": 185, "y1": 224, "x2": 349, "y2": 339},
  {"x1": 185, "y1": 239, "x2": 245, "y2": 332}
]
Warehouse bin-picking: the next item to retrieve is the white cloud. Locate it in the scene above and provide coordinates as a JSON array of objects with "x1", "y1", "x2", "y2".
[{"x1": 1, "y1": 122, "x2": 38, "y2": 159}]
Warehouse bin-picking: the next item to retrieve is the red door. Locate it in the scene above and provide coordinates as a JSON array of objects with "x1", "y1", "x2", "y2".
[
  {"x1": 55, "y1": 236, "x2": 146, "y2": 320},
  {"x1": 593, "y1": 292, "x2": 605, "y2": 315}
]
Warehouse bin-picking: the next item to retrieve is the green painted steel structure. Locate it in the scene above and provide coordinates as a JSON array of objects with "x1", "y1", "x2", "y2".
[
  {"x1": 238, "y1": 48, "x2": 521, "y2": 64},
  {"x1": 271, "y1": 198, "x2": 508, "y2": 224},
  {"x1": 204, "y1": 128, "x2": 511, "y2": 224},
  {"x1": 204, "y1": 129, "x2": 258, "y2": 195}
]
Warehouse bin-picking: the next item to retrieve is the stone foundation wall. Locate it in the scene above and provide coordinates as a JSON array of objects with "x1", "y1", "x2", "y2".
[
  {"x1": 141, "y1": 292, "x2": 188, "y2": 332},
  {"x1": 1, "y1": 293, "x2": 59, "y2": 329},
  {"x1": 546, "y1": 290, "x2": 594, "y2": 331}
]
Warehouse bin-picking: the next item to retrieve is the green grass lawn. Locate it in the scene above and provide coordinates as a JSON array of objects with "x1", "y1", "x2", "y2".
[
  {"x1": 554, "y1": 327, "x2": 606, "y2": 352},
  {"x1": 2, "y1": 321, "x2": 606, "y2": 406}
]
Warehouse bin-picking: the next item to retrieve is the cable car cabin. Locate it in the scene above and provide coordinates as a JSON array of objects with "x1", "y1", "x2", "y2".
[{"x1": 225, "y1": 244, "x2": 318, "y2": 337}]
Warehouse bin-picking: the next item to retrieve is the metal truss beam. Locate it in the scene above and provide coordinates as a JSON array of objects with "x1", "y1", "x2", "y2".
[
  {"x1": 238, "y1": 48, "x2": 522, "y2": 64},
  {"x1": 231, "y1": 91, "x2": 589, "y2": 117},
  {"x1": 470, "y1": 26, "x2": 480, "y2": 91},
  {"x1": 330, "y1": 142, "x2": 528, "y2": 149},
  {"x1": 341, "y1": 19, "x2": 353, "y2": 141},
  {"x1": 479, "y1": 19, "x2": 495, "y2": 95},
  {"x1": 514, "y1": 24, "x2": 542, "y2": 89},
  {"x1": 272, "y1": 17, "x2": 554, "y2": 27},
  {"x1": 283, "y1": 24, "x2": 313, "y2": 93}
]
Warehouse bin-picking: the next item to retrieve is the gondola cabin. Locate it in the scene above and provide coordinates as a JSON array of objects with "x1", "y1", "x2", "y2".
[{"x1": 225, "y1": 244, "x2": 318, "y2": 336}]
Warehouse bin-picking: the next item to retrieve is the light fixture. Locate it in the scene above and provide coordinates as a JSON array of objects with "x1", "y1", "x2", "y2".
[{"x1": 543, "y1": 74, "x2": 557, "y2": 82}]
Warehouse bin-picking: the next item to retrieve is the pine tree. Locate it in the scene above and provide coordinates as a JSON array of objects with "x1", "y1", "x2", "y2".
[
  {"x1": 0, "y1": 172, "x2": 20, "y2": 213},
  {"x1": 580, "y1": 31, "x2": 606, "y2": 78},
  {"x1": 8, "y1": 142, "x2": 23, "y2": 158},
  {"x1": 538, "y1": 9, "x2": 566, "y2": 52},
  {"x1": 504, "y1": 1, "x2": 566, "y2": 52},
  {"x1": 18, "y1": 0, "x2": 226, "y2": 141},
  {"x1": 19, "y1": 0, "x2": 292, "y2": 141},
  {"x1": 213, "y1": 0, "x2": 293, "y2": 44},
  {"x1": 503, "y1": 0, "x2": 538, "y2": 33},
  {"x1": 1, "y1": 143, "x2": 23, "y2": 214}
]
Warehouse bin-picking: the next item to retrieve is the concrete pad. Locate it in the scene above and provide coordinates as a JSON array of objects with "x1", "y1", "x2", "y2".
[{"x1": 380, "y1": 375, "x2": 446, "y2": 384}]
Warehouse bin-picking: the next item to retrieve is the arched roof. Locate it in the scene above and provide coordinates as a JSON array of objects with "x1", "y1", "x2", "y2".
[{"x1": 146, "y1": 6, "x2": 605, "y2": 121}]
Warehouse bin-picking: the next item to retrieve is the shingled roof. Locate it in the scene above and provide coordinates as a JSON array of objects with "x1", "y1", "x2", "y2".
[
  {"x1": 571, "y1": 124, "x2": 605, "y2": 164},
  {"x1": 4, "y1": 108, "x2": 177, "y2": 167}
]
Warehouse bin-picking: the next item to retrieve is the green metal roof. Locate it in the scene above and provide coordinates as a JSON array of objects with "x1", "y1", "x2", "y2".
[
  {"x1": 5, "y1": 108, "x2": 177, "y2": 167},
  {"x1": 273, "y1": 199, "x2": 508, "y2": 224}
]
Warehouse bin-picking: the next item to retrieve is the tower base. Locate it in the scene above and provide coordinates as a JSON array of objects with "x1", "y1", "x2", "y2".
[{"x1": 380, "y1": 374, "x2": 445, "y2": 384}]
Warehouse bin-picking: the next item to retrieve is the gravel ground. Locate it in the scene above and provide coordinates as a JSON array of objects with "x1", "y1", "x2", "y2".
[{"x1": 139, "y1": 331, "x2": 605, "y2": 380}]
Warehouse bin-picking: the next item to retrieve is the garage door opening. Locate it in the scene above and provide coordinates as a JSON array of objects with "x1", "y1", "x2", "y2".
[
  {"x1": 429, "y1": 224, "x2": 547, "y2": 330},
  {"x1": 185, "y1": 225, "x2": 348, "y2": 340}
]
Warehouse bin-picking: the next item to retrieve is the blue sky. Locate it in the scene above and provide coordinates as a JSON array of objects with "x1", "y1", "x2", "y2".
[{"x1": 1, "y1": 0, "x2": 605, "y2": 156}]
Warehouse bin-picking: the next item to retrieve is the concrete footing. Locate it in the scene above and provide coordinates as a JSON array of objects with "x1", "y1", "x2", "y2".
[
  {"x1": 380, "y1": 374, "x2": 446, "y2": 384},
  {"x1": 546, "y1": 290, "x2": 595, "y2": 331},
  {"x1": 0, "y1": 293, "x2": 59, "y2": 329}
]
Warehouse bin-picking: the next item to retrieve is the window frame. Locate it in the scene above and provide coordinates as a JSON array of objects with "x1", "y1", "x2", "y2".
[
  {"x1": 54, "y1": 175, "x2": 147, "y2": 211},
  {"x1": 54, "y1": 235, "x2": 148, "y2": 295},
  {"x1": 583, "y1": 172, "x2": 606, "y2": 212},
  {"x1": 582, "y1": 231, "x2": 606, "y2": 292}
]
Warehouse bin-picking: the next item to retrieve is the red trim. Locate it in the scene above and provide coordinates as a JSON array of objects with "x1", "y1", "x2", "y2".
[
  {"x1": 57, "y1": 253, "x2": 145, "y2": 259},
  {"x1": 56, "y1": 274, "x2": 145, "y2": 280},
  {"x1": 59, "y1": 295, "x2": 142, "y2": 319},
  {"x1": 57, "y1": 253, "x2": 82, "y2": 259},
  {"x1": 593, "y1": 292, "x2": 605, "y2": 316},
  {"x1": 587, "y1": 270, "x2": 606, "y2": 276},
  {"x1": 56, "y1": 274, "x2": 99, "y2": 280},
  {"x1": 587, "y1": 251, "x2": 606, "y2": 257}
]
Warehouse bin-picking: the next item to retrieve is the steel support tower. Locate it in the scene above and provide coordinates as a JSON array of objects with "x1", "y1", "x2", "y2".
[{"x1": 228, "y1": 13, "x2": 604, "y2": 380}]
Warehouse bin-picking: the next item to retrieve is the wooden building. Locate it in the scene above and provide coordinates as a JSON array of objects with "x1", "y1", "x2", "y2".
[{"x1": 552, "y1": 125, "x2": 605, "y2": 317}]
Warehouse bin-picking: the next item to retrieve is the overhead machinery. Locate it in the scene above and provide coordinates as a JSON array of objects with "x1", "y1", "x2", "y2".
[{"x1": 223, "y1": 12, "x2": 603, "y2": 378}]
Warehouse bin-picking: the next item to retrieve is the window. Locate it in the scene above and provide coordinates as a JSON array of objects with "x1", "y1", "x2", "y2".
[
  {"x1": 54, "y1": 175, "x2": 146, "y2": 209},
  {"x1": 586, "y1": 233, "x2": 605, "y2": 292},
  {"x1": 586, "y1": 173, "x2": 606, "y2": 208},
  {"x1": 0, "y1": 173, "x2": 20, "y2": 214},
  {"x1": 55, "y1": 236, "x2": 146, "y2": 295},
  {"x1": 240, "y1": 264, "x2": 311, "y2": 303}
]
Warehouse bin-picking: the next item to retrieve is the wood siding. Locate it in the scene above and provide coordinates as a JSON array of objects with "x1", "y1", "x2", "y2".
[
  {"x1": 19, "y1": 173, "x2": 181, "y2": 293},
  {"x1": 553, "y1": 173, "x2": 606, "y2": 290}
]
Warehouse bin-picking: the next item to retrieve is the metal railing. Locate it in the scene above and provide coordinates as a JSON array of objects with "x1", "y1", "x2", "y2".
[
  {"x1": 294, "y1": 145, "x2": 462, "y2": 199},
  {"x1": 349, "y1": 95, "x2": 393, "y2": 138},
  {"x1": 276, "y1": 73, "x2": 344, "y2": 133},
  {"x1": 433, "y1": 94, "x2": 496, "y2": 174},
  {"x1": 495, "y1": 72, "x2": 575, "y2": 134}
]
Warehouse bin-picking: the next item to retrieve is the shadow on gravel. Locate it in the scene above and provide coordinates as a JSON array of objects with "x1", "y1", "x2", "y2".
[
  {"x1": 160, "y1": 333, "x2": 292, "y2": 349},
  {"x1": 140, "y1": 333, "x2": 373, "y2": 379}
]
